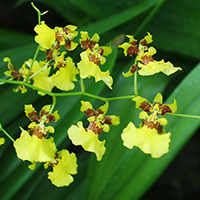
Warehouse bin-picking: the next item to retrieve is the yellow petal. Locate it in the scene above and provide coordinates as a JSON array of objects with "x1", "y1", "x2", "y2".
[
  {"x1": 132, "y1": 96, "x2": 151, "y2": 112},
  {"x1": 53, "y1": 57, "x2": 78, "y2": 91},
  {"x1": 121, "y1": 122, "x2": 171, "y2": 158},
  {"x1": 24, "y1": 104, "x2": 38, "y2": 121},
  {"x1": 118, "y1": 42, "x2": 132, "y2": 56},
  {"x1": 47, "y1": 150, "x2": 77, "y2": 187},
  {"x1": 153, "y1": 93, "x2": 163, "y2": 104},
  {"x1": 138, "y1": 59, "x2": 182, "y2": 76},
  {"x1": 67, "y1": 121, "x2": 106, "y2": 161},
  {"x1": 28, "y1": 162, "x2": 36, "y2": 170},
  {"x1": 91, "y1": 33, "x2": 100, "y2": 42},
  {"x1": 14, "y1": 130, "x2": 57, "y2": 162},
  {"x1": 34, "y1": 21, "x2": 56, "y2": 49},
  {"x1": 80, "y1": 101, "x2": 93, "y2": 113}
]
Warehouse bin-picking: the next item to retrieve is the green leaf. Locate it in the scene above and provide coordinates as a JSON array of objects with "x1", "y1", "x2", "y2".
[
  {"x1": 145, "y1": 0, "x2": 200, "y2": 59},
  {"x1": 79, "y1": 0, "x2": 163, "y2": 35}
]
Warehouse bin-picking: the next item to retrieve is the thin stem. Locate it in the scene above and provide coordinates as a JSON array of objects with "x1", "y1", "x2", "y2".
[
  {"x1": 25, "y1": 45, "x2": 41, "y2": 83},
  {"x1": 80, "y1": 78, "x2": 85, "y2": 93},
  {"x1": 29, "y1": 61, "x2": 50, "y2": 80},
  {"x1": 134, "y1": 70, "x2": 139, "y2": 96},
  {"x1": 0, "y1": 123, "x2": 15, "y2": 142},
  {"x1": 166, "y1": 112, "x2": 200, "y2": 119},
  {"x1": 0, "y1": 78, "x2": 135, "y2": 102},
  {"x1": 49, "y1": 96, "x2": 57, "y2": 114},
  {"x1": 31, "y1": 2, "x2": 48, "y2": 25}
]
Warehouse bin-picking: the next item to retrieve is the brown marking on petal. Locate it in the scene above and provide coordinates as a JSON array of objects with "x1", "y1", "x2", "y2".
[
  {"x1": 88, "y1": 53, "x2": 100, "y2": 65},
  {"x1": 65, "y1": 39, "x2": 71, "y2": 50},
  {"x1": 45, "y1": 49, "x2": 54, "y2": 61},
  {"x1": 63, "y1": 27, "x2": 70, "y2": 34},
  {"x1": 143, "y1": 116, "x2": 164, "y2": 134},
  {"x1": 49, "y1": 152, "x2": 59, "y2": 167},
  {"x1": 97, "y1": 47, "x2": 104, "y2": 56},
  {"x1": 140, "y1": 39, "x2": 147, "y2": 46},
  {"x1": 28, "y1": 111, "x2": 39, "y2": 121},
  {"x1": 141, "y1": 55, "x2": 154, "y2": 65},
  {"x1": 139, "y1": 101, "x2": 151, "y2": 112},
  {"x1": 46, "y1": 114, "x2": 56, "y2": 123},
  {"x1": 130, "y1": 64, "x2": 139, "y2": 74},
  {"x1": 130, "y1": 41, "x2": 138, "y2": 46},
  {"x1": 11, "y1": 69, "x2": 20, "y2": 79},
  {"x1": 127, "y1": 46, "x2": 139, "y2": 56},
  {"x1": 96, "y1": 108, "x2": 104, "y2": 115},
  {"x1": 144, "y1": 118, "x2": 163, "y2": 133},
  {"x1": 53, "y1": 41, "x2": 61, "y2": 50},
  {"x1": 104, "y1": 116, "x2": 112, "y2": 125},
  {"x1": 40, "y1": 109, "x2": 49, "y2": 117},
  {"x1": 40, "y1": 110, "x2": 56, "y2": 123},
  {"x1": 87, "y1": 121, "x2": 103, "y2": 135},
  {"x1": 31, "y1": 126, "x2": 44, "y2": 139},
  {"x1": 157, "y1": 124, "x2": 164, "y2": 134},
  {"x1": 57, "y1": 61, "x2": 66, "y2": 68},
  {"x1": 84, "y1": 108, "x2": 96, "y2": 118},
  {"x1": 81, "y1": 38, "x2": 89, "y2": 50},
  {"x1": 55, "y1": 32, "x2": 64, "y2": 43},
  {"x1": 160, "y1": 105, "x2": 172, "y2": 116},
  {"x1": 88, "y1": 40, "x2": 97, "y2": 50}
]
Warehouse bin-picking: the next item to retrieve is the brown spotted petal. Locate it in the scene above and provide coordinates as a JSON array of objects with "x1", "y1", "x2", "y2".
[{"x1": 132, "y1": 96, "x2": 152, "y2": 113}]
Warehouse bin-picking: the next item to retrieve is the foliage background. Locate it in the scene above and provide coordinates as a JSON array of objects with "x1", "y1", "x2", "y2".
[{"x1": 0, "y1": 0, "x2": 200, "y2": 199}]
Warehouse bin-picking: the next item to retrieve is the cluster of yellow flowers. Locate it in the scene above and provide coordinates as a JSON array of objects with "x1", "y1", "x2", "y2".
[{"x1": 1, "y1": 18, "x2": 182, "y2": 187}]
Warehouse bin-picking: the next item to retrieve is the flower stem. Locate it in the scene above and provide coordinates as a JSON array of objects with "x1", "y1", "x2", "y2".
[
  {"x1": 0, "y1": 79, "x2": 135, "y2": 102},
  {"x1": 0, "y1": 122, "x2": 15, "y2": 142},
  {"x1": 49, "y1": 96, "x2": 57, "y2": 114},
  {"x1": 29, "y1": 61, "x2": 50, "y2": 80},
  {"x1": 80, "y1": 78, "x2": 85, "y2": 93},
  {"x1": 134, "y1": 70, "x2": 139, "y2": 96},
  {"x1": 31, "y1": 2, "x2": 48, "y2": 25},
  {"x1": 166, "y1": 112, "x2": 200, "y2": 119}
]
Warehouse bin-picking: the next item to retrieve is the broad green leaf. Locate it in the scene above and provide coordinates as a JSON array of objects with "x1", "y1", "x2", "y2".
[
  {"x1": 69, "y1": 0, "x2": 152, "y2": 19},
  {"x1": 79, "y1": 0, "x2": 164, "y2": 35},
  {"x1": 145, "y1": 0, "x2": 200, "y2": 59}
]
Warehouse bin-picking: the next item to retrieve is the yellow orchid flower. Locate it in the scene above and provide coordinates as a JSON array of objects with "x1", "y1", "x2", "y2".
[
  {"x1": 78, "y1": 49, "x2": 113, "y2": 89},
  {"x1": 46, "y1": 150, "x2": 78, "y2": 187},
  {"x1": 52, "y1": 55, "x2": 79, "y2": 91},
  {"x1": 121, "y1": 93, "x2": 177, "y2": 158},
  {"x1": 68, "y1": 101, "x2": 120, "y2": 161}
]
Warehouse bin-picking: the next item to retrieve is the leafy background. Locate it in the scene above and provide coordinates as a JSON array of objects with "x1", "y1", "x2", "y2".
[{"x1": 0, "y1": 0, "x2": 200, "y2": 199}]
